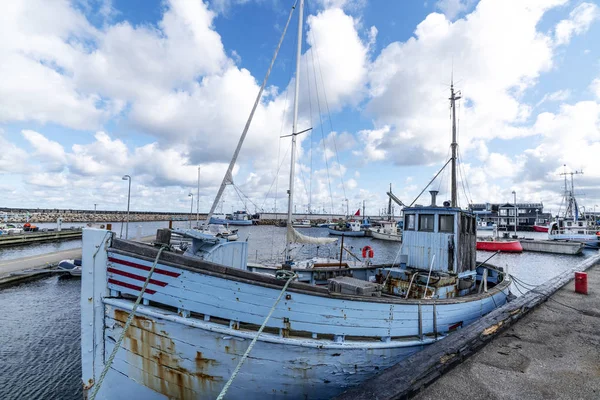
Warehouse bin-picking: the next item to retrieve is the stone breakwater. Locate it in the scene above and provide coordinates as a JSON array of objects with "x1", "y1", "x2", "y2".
[{"x1": 3, "y1": 211, "x2": 196, "y2": 224}]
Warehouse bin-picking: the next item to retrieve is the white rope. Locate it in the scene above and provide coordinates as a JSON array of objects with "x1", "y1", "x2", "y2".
[
  {"x1": 217, "y1": 270, "x2": 297, "y2": 400},
  {"x1": 89, "y1": 245, "x2": 168, "y2": 400}
]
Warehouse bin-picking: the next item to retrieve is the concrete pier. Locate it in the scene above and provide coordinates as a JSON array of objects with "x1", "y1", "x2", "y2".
[
  {"x1": 0, "y1": 234, "x2": 156, "y2": 287},
  {"x1": 336, "y1": 253, "x2": 600, "y2": 400},
  {"x1": 413, "y1": 261, "x2": 600, "y2": 400},
  {"x1": 0, "y1": 230, "x2": 82, "y2": 247}
]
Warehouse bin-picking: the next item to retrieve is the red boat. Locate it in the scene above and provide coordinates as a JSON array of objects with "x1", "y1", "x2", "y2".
[
  {"x1": 476, "y1": 239, "x2": 523, "y2": 253},
  {"x1": 533, "y1": 225, "x2": 549, "y2": 232}
]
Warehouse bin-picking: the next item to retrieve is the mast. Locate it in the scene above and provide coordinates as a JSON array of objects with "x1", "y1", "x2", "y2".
[
  {"x1": 203, "y1": 2, "x2": 297, "y2": 228},
  {"x1": 285, "y1": 0, "x2": 304, "y2": 262},
  {"x1": 388, "y1": 183, "x2": 392, "y2": 220},
  {"x1": 450, "y1": 82, "x2": 461, "y2": 208}
]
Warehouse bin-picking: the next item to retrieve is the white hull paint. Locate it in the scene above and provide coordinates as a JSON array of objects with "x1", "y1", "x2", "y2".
[
  {"x1": 370, "y1": 230, "x2": 402, "y2": 242},
  {"x1": 82, "y1": 229, "x2": 511, "y2": 400}
]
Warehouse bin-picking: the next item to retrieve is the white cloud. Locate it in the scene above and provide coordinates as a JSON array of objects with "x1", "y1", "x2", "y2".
[
  {"x1": 435, "y1": 0, "x2": 474, "y2": 20},
  {"x1": 554, "y1": 2, "x2": 600, "y2": 46},
  {"x1": 363, "y1": 0, "x2": 566, "y2": 166},
  {"x1": 21, "y1": 130, "x2": 67, "y2": 166},
  {"x1": 590, "y1": 78, "x2": 600, "y2": 100}
]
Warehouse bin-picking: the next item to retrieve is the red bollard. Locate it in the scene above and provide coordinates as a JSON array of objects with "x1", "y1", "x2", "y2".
[{"x1": 575, "y1": 272, "x2": 588, "y2": 295}]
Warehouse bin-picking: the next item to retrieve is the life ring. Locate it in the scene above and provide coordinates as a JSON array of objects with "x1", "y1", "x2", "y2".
[
  {"x1": 362, "y1": 245, "x2": 374, "y2": 259},
  {"x1": 596, "y1": 231, "x2": 600, "y2": 236}
]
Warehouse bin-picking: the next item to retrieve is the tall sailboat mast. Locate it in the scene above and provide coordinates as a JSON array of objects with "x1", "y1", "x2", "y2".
[
  {"x1": 203, "y1": 2, "x2": 297, "y2": 228},
  {"x1": 285, "y1": 0, "x2": 304, "y2": 262},
  {"x1": 449, "y1": 82, "x2": 461, "y2": 207}
]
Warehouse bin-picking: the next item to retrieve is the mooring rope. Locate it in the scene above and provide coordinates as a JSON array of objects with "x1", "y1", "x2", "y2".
[
  {"x1": 216, "y1": 270, "x2": 297, "y2": 400},
  {"x1": 89, "y1": 245, "x2": 169, "y2": 400}
]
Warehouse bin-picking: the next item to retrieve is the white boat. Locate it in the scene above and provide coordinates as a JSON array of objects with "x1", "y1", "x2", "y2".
[
  {"x1": 369, "y1": 220, "x2": 402, "y2": 242},
  {"x1": 79, "y1": 5, "x2": 511, "y2": 399},
  {"x1": 476, "y1": 220, "x2": 495, "y2": 231},
  {"x1": 292, "y1": 219, "x2": 311, "y2": 228},
  {"x1": 57, "y1": 259, "x2": 82, "y2": 276},
  {"x1": 548, "y1": 167, "x2": 600, "y2": 248},
  {"x1": 202, "y1": 224, "x2": 239, "y2": 241},
  {"x1": 0, "y1": 223, "x2": 24, "y2": 235},
  {"x1": 328, "y1": 220, "x2": 366, "y2": 237}
]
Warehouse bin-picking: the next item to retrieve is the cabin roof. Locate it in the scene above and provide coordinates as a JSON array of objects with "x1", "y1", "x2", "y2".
[{"x1": 403, "y1": 206, "x2": 472, "y2": 215}]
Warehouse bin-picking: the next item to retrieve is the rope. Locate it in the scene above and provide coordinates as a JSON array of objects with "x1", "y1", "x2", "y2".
[
  {"x1": 217, "y1": 270, "x2": 297, "y2": 400},
  {"x1": 89, "y1": 245, "x2": 169, "y2": 400},
  {"x1": 509, "y1": 273, "x2": 591, "y2": 316}
]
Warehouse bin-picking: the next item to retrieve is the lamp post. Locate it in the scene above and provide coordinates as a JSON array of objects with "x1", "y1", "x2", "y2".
[
  {"x1": 196, "y1": 167, "x2": 201, "y2": 228},
  {"x1": 188, "y1": 193, "x2": 194, "y2": 229},
  {"x1": 94, "y1": 203, "x2": 97, "y2": 222},
  {"x1": 535, "y1": 208, "x2": 538, "y2": 225},
  {"x1": 122, "y1": 175, "x2": 131, "y2": 239},
  {"x1": 511, "y1": 190, "x2": 517, "y2": 236}
]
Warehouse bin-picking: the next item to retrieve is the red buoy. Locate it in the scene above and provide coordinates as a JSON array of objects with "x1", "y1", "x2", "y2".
[{"x1": 575, "y1": 272, "x2": 588, "y2": 295}]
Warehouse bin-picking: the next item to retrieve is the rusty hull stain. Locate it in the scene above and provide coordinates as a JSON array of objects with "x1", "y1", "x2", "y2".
[{"x1": 112, "y1": 309, "x2": 223, "y2": 399}]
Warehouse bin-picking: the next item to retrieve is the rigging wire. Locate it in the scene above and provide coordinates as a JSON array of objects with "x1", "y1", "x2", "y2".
[
  {"x1": 304, "y1": 35, "x2": 314, "y2": 214},
  {"x1": 306, "y1": 5, "x2": 336, "y2": 216},
  {"x1": 308, "y1": 15, "x2": 347, "y2": 203}
]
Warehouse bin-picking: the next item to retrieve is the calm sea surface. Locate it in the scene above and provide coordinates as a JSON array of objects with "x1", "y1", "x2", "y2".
[{"x1": 0, "y1": 223, "x2": 597, "y2": 399}]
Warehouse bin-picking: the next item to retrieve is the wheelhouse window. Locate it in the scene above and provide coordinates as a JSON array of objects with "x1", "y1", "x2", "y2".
[
  {"x1": 439, "y1": 215, "x2": 454, "y2": 233},
  {"x1": 419, "y1": 214, "x2": 434, "y2": 231},
  {"x1": 405, "y1": 214, "x2": 415, "y2": 230}
]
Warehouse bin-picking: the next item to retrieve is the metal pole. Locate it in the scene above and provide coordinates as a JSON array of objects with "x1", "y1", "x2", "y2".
[
  {"x1": 284, "y1": 0, "x2": 304, "y2": 263},
  {"x1": 189, "y1": 193, "x2": 193, "y2": 229},
  {"x1": 512, "y1": 191, "x2": 517, "y2": 236},
  {"x1": 122, "y1": 175, "x2": 131, "y2": 239},
  {"x1": 197, "y1": 167, "x2": 201, "y2": 227},
  {"x1": 450, "y1": 83, "x2": 461, "y2": 208},
  {"x1": 94, "y1": 203, "x2": 97, "y2": 222}
]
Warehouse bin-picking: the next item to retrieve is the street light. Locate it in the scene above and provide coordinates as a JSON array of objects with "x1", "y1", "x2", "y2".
[
  {"x1": 511, "y1": 191, "x2": 517, "y2": 236},
  {"x1": 188, "y1": 193, "x2": 194, "y2": 229},
  {"x1": 94, "y1": 203, "x2": 97, "y2": 222},
  {"x1": 122, "y1": 175, "x2": 131, "y2": 239},
  {"x1": 535, "y1": 208, "x2": 539, "y2": 226}
]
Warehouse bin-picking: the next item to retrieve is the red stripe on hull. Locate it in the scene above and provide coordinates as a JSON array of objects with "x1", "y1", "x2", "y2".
[
  {"x1": 108, "y1": 278, "x2": 157, "y2": 294},
  {"x1": 108, "y1": 256, "x2": 181, "y2": 277},
  {"x1": 107, "y1": 267, "x2": 168, "y2": 287},
  {"x1": 476, "y1": 240, "x2": 523, "y2": 253},
  {"x1": 533, "y1": 225, "x2": 549, "y2": 232}
]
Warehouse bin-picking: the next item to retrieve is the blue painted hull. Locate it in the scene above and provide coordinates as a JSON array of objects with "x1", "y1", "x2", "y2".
[
  {"x1": 328, "y1": 228, "x2": 366, "y2": 237},
  {"x1": 81, "y1": 230, "x2": 511, "y2": 399}
]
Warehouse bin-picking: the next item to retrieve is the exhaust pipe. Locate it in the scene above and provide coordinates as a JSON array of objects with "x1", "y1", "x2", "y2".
[{"x1": 429, "y1": 190, "x2": 439, "y2": 207}]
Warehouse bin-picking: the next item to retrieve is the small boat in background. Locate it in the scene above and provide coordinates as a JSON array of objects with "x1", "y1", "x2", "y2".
[
  {"x1": 0, "y1": 224, "x2": 24, "y2": 235},
  {"x1": 533, "y1": 224, "x2": 549, "y2": 232},
  {"x1": 476, "y1": 220, "x2": 495, "y2": 231},
  {"x1": 57, "y1": 259, "x2": 82, "y2": 276},
  {"x1": 229, "y1": 210, "x2": 254, "y2": 225},
  {"x1": 328, "y1": 220, "x2": 366, "y2": 237},
  {"x1": 369, "y1": 220, "x2": 402, "y2": 242},
  {"x1": 476, "y1": 239, "x2": 523, "y2": 253},
  {"x1": 292, "y1": 219, "x2": 312, "y2": 228}
]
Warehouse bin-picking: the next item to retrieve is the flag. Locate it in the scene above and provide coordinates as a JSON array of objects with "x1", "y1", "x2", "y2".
[{"x1": 354, "y1": 209, "x2": 360, "y2": 216}]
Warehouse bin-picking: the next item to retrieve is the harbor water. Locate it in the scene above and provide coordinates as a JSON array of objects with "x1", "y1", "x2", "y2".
[{"x1": 0, "y1": 224, "x2": 596, "y2": 400}]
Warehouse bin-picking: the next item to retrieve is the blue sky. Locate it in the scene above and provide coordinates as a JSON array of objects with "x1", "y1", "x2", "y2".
[{"x1": 1, "y1": 0, "x2": 599, "y2": 217}]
